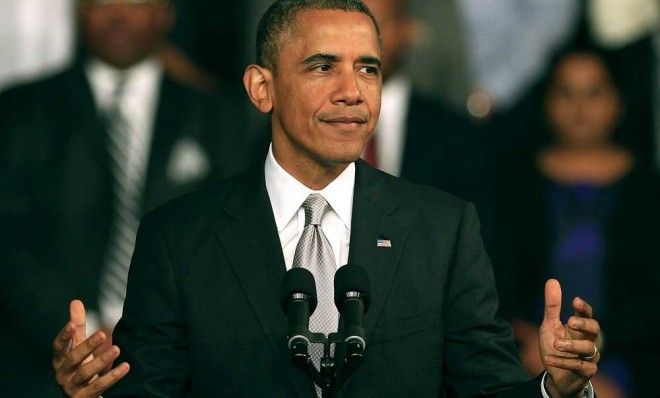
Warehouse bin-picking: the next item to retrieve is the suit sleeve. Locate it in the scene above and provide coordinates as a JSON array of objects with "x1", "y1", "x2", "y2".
[
  {"x1": 0, "y1": 88, "x2": 71, "y2": 357},
  {"x1": 106, "y1": 212, "x2": 190, "y2": 397},
  {"x1": 442, "y1": 202, "x2": 540, "y2": 397}
]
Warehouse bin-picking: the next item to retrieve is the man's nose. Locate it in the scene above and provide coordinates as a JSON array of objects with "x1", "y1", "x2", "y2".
[{"x1": 331, "y1": 69, "x2": 364, "y2": 105}]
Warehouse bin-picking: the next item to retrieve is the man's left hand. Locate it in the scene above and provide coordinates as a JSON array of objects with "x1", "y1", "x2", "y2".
[{"x1": 540, "y1": 279, "x2": 601, "y2": 397}]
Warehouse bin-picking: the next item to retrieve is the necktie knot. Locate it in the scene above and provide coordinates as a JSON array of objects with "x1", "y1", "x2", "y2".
[{"x1": 302, "y1": 193, "x2": 330, "y2": 226}]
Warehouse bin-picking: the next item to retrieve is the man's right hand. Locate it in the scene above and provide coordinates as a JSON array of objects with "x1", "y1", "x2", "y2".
[{"x1": 52, "y1": 300, "x2": 130, "y2": 397}]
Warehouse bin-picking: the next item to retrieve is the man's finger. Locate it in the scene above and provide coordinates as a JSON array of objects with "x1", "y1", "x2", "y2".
[
  {"x1": 572, "y1": 297, "x2": 593, "y2": 318},
  {"x1": 53, "y1": 322, "x2": 75, "y2": 354},
  {"x1": 72, "y1": 346, "x2": 121, "y2": 386},
  {"x1": 553, "y1": 338, "x2": 599, "y2": 359},
  {"x1": 69, "y1": 300, "x2": 87, "y2": 348},
  {"x1": 63, "y1": 331, "x2": 106, "y2": 370},
  {"x1": 567, "y1": 316, "x2": 600, "y2": 337},
  {"x1": 52, "y1": 322, "x2": 75, "y2": 367},
  {"x1": 544, "y1": 354, "x2": 598, "y2": 377},
  {"x1": 543, "y1": 279, "x2": 562, "y2": 322},
  {"x1": 79, "y1": 362, "x2": 130, "y2": 397}
]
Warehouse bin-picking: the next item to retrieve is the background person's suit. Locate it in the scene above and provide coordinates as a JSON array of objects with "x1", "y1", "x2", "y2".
[
  {"x1": 399, "y1": 92, "x2": 492, "y2": 233},
  {"x1": 0, "y1": 62, "x2": 256, "y2": 397},
  {"x1": 106, "y1": 161, "x2": 543, "y2": 397}
]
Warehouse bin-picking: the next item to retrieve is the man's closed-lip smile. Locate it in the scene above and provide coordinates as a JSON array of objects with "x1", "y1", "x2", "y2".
[{"x1": 321, "y1": 116, "x2": 367, "y2": 130}]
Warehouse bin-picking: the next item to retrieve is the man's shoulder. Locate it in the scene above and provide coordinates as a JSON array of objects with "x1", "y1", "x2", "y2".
[
  {"x1": 160, "y1": 74, "x2": 245, "y2": 112},
  {"x1": 140, "y1": 167, "x2": 257, "y2": 233},
  {"x1": 0, "y1": 66, "x2": 81, "y2": 103},
  {"x1": 362, "y1": 163, "x2": 469, "y2": 220},
  {"x1": 408, "y1": 90, "x2": 471, "y2": 126}
]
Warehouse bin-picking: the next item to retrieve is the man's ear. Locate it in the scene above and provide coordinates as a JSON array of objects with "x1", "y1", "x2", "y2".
[
  {"x1": 402, "y1": 17, "x2": 421, "y2": 48},
  {"x1": 155, "y1": 3, "x2": 176, "y2": 36},
  {"x1": 243, "y1": 65, "x2": 274, "y2": 114}
]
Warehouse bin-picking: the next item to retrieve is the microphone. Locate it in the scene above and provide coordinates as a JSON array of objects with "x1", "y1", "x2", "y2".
[
  {"x1": 280, "y1": 267, "x2": 318, "y2": 356},
  {"x1": 334, "y1": 264, "x2": 371, "y2": 356}
]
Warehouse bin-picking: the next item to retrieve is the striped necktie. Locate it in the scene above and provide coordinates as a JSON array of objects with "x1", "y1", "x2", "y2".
[
  {"x1": 98, "y1": 76, "x2": 145, "y2": 329},
  {"x1": 292, "y1": 194, "x2": 338, "y2": 396}
]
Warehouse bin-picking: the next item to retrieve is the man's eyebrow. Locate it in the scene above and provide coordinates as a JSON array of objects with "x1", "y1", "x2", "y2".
[
  {"x1": 357, "y1": 56, "x2": 381, "y2": 68},
  {"x1": 301, "y1": 53, "x2": 339, "y2": 65},
  {"x1": 300, "y1": 53, "x2": 381, "y2": 68}
]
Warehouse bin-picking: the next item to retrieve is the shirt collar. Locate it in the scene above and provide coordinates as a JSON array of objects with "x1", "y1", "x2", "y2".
[
  {"x1": 265, "y1": 144, "x2": 355, "y2": 233},
  {"x1": 380, "y1": 73, "x2": 412, "y2": 130},
  {"x1": 85, "y1": 56, "x2": 162, "y2": 111}
]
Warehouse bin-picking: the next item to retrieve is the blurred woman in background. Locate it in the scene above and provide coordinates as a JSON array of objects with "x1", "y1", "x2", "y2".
[{"x1": 493, "y1": 47, "x2": 660, "y2": 398}]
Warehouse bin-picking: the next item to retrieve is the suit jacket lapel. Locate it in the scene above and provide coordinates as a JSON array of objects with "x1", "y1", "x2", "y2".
[
  {"x1": 57, "y1": 66, "x2": 114, "y2": 291},
  {"x1": 142, "y1": 77, "x2": 183, "y2": 211},
  {"x1": 348, "y1": 161, "x2": 409, "y2": 341},
  {"x1": 212, "y1": 166, "x2": 315, "y2": 397}
]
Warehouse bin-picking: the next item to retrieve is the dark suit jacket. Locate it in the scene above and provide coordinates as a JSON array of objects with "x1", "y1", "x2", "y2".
[
  {"x1": 398, "y1": 92, "x2": 494, "y2": 246},
  {"x1": 0, "y1": 62, "x2": 257, "y2": 396},
  {"x1": 400, "y1": 93, "x2": 488, "y2": 200},
  {"x1": 492, "y1": 166, "x2": 660, "y2": 396},
  {"x1": 106, "y1": 160, "x2": 544, "y2": 397}
]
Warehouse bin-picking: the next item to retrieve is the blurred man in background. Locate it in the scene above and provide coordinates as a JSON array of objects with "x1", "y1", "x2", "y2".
[
  {"x1": 0, "y1": 1, "x2": 253, "y2": 395},
  {"x1": 361, "y1": 0, "x2": 494, "y2": 243}
]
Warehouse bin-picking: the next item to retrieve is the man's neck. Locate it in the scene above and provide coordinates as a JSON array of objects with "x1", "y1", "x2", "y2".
[
  {"x1": 86, "y1": 55, "x2": 159, "y2": 77},
  {"x1": 271, "y1": 144, "x2": 351, "y2": 191}
]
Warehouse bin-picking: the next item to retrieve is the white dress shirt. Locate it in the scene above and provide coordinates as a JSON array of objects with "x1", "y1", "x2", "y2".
[
  {"x1": 265, "y1": 145, "x2": 354, "y2": 270},
  {"x1": 375, "y1": 74, "x2": 412, "y2": 177},
  {"x1": 86, "y1": 56, "x2": 162, "y2": 193}
]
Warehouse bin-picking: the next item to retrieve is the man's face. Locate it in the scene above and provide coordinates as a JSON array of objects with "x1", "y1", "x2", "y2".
[
  {"x1": 269, "y1": 9, "x2": 382, "y2": 170},
  {"x1": 363, "y1": 0, "x2": 412, "y2": 81},
  {"x1": 79, "y1": 0, "x2": 172, "y2": 69}
]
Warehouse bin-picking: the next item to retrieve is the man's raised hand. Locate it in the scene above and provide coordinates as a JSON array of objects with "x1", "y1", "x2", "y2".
[
  {"x1": 52, "y1": 300, "x2": 129, "y2": 397},
  {"x1": 540, "y1": 279, "x2": 601, "y2": 397}
]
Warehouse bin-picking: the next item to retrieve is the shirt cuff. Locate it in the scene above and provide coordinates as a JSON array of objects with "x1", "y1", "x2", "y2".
[
  {"x1": 541, "y1": 372, "x2": 594, "y2": 398},
  {"x1": 86, "y1": 310, "x2": 101, "y2": 336}
]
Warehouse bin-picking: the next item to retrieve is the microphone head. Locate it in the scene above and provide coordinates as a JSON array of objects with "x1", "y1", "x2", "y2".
[
  {"x1": 334, "y1": 264, "x2": 371, "y2": 311},
  {"x1": 280, "y1": 267, "x2": 317, "y2": 313}
]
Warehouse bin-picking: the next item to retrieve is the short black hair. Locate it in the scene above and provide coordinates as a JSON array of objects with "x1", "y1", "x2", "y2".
[{"x1": 256, "y1": 0, "x2": 382, "y2": 71}]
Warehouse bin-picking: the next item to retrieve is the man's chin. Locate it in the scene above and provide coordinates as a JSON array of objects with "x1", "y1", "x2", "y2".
[{"x1": 317, "y1": 149, "x2": 362, "y2": 167}]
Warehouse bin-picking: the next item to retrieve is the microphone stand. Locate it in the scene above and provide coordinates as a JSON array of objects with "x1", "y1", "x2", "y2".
[
  {"x1": 320, "y1": 334, "x2": 336, "y2": 398},
  {"x1": 288, "y1": 330, "x2": 365, "y2": 398},
  {"x1": 289, "y1": 331, "x2": 325, "y2": 390}
]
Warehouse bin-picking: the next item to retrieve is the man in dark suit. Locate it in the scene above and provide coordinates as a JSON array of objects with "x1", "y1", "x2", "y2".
[
  {"x1": 52, "y1": 1, "x2": 601, "y2": 397},
  {"x1": 0, "y1": 1, "x2": 254, "y2": 396},
  {"x1": 360, "y1": 0, "x2": 493, "y2": 241}
]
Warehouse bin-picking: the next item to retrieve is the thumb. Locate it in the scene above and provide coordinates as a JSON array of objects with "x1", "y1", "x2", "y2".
[
  {"x1": 543, "y1": 279, "x2": 562, "y2": 323},
  {"x1": 69, "y1": 299, "x2": 87, "y2": 348}
]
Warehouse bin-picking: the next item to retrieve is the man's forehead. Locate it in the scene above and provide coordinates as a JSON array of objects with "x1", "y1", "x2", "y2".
[{"x1": 287, "y1": 9, "x2": 381, "y2": 56}]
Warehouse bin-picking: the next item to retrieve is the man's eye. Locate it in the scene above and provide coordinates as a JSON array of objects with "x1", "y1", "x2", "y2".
[
  {"x1": 315, "y1": 64, "x2": 332, "y2": 72},
  {"x1": 359, "y1": 66, "x2": 380, "y2": 75}
]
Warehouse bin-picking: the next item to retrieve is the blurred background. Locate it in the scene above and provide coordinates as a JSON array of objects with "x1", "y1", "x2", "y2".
[{"x1": 0, "y1": 0, "x2": 658, "y2": 397}]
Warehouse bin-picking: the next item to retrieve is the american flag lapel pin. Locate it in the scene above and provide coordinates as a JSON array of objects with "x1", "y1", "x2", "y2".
[{"x1": 376, "y1": 237, "x2": 392, "y2": 248}]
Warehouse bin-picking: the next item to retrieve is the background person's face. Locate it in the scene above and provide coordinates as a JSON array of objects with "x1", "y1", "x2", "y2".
[
  {"x1": 546, "y1": 54, "x2": 621, "y2": 148},
  {"x1": 79, "y1": 1, "x2": 171, "y2": 69},
  {"x1": 362, "y1": 0, "x2": 413, "y2": 81},
  {"x1": 269, "y1": 9, "x2": 382, "y2": 169}
]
